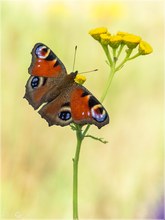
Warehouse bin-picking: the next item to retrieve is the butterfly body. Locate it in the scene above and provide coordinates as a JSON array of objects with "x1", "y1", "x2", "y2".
[{"x1": 24, "y1": 43, "x2": 109, "y2": 128}]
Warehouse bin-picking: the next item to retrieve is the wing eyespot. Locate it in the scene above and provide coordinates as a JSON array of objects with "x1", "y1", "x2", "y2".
[
  {"x1": 28, "y1": 76, "x2": 46, "y2": 90},
  {"x1": 57, "y1": 106, "x2": 72, "y2": 122},
  {"x1": 59, "y1": 111, "x2": 71, "y2": 121},
  {"x1": 91, "y1": 104, "x2": 107, "y2": 122},
  {"x1": 35, "y1": 45, "x2": 50, "y2": 59}
]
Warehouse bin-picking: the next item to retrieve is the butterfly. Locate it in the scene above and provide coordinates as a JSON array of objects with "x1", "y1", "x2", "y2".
[{"x1": 24, "y1": 43, "x2": 109, "y2": 129}]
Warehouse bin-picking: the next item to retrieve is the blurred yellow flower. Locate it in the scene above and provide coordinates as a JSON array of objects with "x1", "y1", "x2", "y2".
[
  {"x1": 89, "y1": 27, "x2": 108, "y2": 41},
  {"x1": 109, "y1": 35, "x2": 122, "y2": 48},
  {"x1": 74, "y1": 74, "x2": 86, "y2": 85},
  {"x1": 139, "y1": 40, "x2": 153, "y2": 55},
  {"x1": 46, "y1": 2, "x2": 70, "y2": 18},
  {"x1": 123, "y1": 34, "x2": 141, "y2": 48},
  {"x1": 91, "y1": 3, "x2": 126, "y2": 21}
]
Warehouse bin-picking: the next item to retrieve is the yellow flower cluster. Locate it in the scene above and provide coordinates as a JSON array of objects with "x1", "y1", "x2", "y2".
[
  {"x1": 89, "y1": 27, "x2": 153, "y2": 55},
  {"x1": 74, "y1": 74, "x2": 86, "y2": 85}
]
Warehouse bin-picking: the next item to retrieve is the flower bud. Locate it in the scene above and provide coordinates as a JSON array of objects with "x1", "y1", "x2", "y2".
[
  {"x1": 100, "y1": 33, "x2": 111, "y2": 45},
  {"x1": 109, "y1": 35, "x2": 122, "y2": 48},
  {"x1": 139, "y1": 40, "x2": 153, "y2": 55},
  {"x1": 123, "y1": 34, "x2": 141, "y2": 49},
  {"x1": 89, "y1": 27, "x2": 108, "y2": 41},
  {"x1": 74, "y1": 74, "x2": 86, "y2": 85},
  {"x1": 117, "y1": 31, "x2": 129, "y2": 37}
]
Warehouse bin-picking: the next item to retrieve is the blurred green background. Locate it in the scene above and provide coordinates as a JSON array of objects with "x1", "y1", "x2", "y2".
[{"x1": 1, "y1": 0, "x2": 164, "y2": 219}]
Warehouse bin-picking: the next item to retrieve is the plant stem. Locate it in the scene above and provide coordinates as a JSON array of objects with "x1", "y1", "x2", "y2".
[
  {"x1": 73, "y1": 125, "x2": 83, "y2": 220},
  {"x1": 116, "y1": 44, "x2": 125, "y2": 59},
  {"x1": 115, "y1": 48, "x2": 133, "y2": 72},
  {"x1": 101, "y1": 44, "x2": 113, "y2": 66},
  {"x1": 72, "y1": 43, "x2": 117, "y2": 220},
  {"x1": 100, "y1": 66, "x2": 115, "y2": 103},
  {"x1": 82, "y1": 124, "x2": 90, "y2": 137},
  {"x1": 128, "y1": 52, "x2": 140, "y2": 60}
]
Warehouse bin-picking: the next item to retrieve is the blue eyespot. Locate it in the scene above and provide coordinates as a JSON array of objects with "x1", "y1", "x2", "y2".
[
  {"x1": 91, "y1": 106, "x2": 107, "y2": 122},
  {"x1": 59, "y1": 111, "x2": 71, "y2": 121},
  {"x1": 31, "y1": 76, "x2": 40, "y2": 89},
  {"x1": 93, "y1": 112, "x2": 107, "y2": 122}
]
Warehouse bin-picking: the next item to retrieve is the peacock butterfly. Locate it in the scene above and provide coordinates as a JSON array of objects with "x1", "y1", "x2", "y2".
[{"x1": 24, "y1": 43, "x2": 109, "y2": 128}]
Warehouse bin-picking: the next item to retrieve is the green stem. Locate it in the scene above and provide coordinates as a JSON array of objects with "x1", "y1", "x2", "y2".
[
  {"x1": 115, "y1": 48, "x2": 133, "y2": 72},
  {"x1": 100, "y1": 63, "x2": 115, "y2": 103},
  {"x1": 116, "y1": 44, "x2": 125, "y2": 59},
  {"x1": 128, "y1": 52, "x2": 140, "y2": 60},
  {"x1": 82, "y1": 124, "x2": 90, "y2": 137},
  {"x1": 113, "y1": 48, "x2": 117, "y2": 61},
  {"x1": 73, "y1": 125, "x2": 83, "y2": 220},
  {"x1": 101, "y1": 44, "x2": 113, "y2": 66}
]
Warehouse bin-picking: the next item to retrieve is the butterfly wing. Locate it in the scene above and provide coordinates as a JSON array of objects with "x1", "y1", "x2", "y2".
[
  {"x1": 38, "y1": 87, "x2": 73, "y2": 127},
  {"x1": 70, "y1": 85, "x2": 109, "y2": 128},
  {"x1": 38, "y1": 84, "x2": 109, "y2": 129},
  {"x1": 24, "y1": 75, "x2": 65, "y2": 109},
  {"x1": 28, "y1": 43, "x2": 67, "y2": 77}
]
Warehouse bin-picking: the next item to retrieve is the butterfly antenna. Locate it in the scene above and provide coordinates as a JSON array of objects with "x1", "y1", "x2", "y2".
[
  {"x1": 72, "y1": 46, "x2": 77, "y2": 72},
  {"x1": 79, "y1": 69, "x2": 98, "y2": 74}
]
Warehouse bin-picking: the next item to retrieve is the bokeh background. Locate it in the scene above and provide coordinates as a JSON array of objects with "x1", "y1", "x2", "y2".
[{"x1": 1, "y1": 0, "x2": 164, "y2": 219}]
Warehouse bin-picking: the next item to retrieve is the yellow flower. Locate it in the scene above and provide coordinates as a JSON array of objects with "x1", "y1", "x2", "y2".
[
  {"x1": 100, "y1": 33, "x2": 111, "y2": 45},
  {"x1": 109, "y1": 35, "x2": 122, "y2": 48},
  {"x1": 122, "y1": 34, "x2": 141, "y2": 49},
  {"x1": 139, "y1": 40, "x2": 153, "y2": 55},
  {"x1": 89, "y1": 27, "x2": 108, "y2": 41},
  {"x1": 74, "y1": 74, "x2": 86, "y2": 85},
  {"x1": 117, "y1": 31, "x2": 129, "y2": 37}
]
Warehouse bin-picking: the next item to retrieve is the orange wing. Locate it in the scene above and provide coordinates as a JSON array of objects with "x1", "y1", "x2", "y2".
[
  {"x1": 28, "y1": 43, "x2": 67, "y2": 78},
  {"x1": 38, "y1": 85, "x2": 109, "y2": 129},
  {"x1": 70, "y1": 86, "x2": 109, "y2": 128}
]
